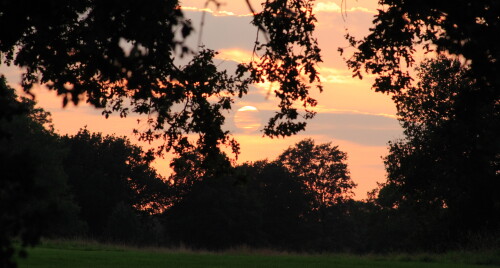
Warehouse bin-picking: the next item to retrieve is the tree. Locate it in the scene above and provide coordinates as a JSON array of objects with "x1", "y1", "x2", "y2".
[
  {"x1": 243, "y1": 161, "x2": 318, "y2": 250},
  {"x1": 380, "y1": 57, "x2": 500, "y2": 244},
  {"x1": 342, "y1": 0, "x2": 499, "y2": 247},
  {"x1": 277, "y1": 139, "x2": 356, "y2": 250},
  {"x1": 0, "y1": 0, "x2": 322, "y2": 167},
  {"x1": 61, "y1": 129, "x2": 171, "y2": 237},
  {"x1": 344, "y1": 0, "x2": 499, "y2": 97},
  {"x1": 278, "y1": 139, "x2": 356, "y2": 209},
  {"x1": 164, "y1": 171, "x2": 264, "y2": 250},
  {"x1": 0, "y1": 77, "x2": 82, "y2": 267},
  {"x1": 343, "y1": 2, "x2": 499, "y2": 187},
  {"x1": 164, "y1": 160, "x2": 318, "y2": 250},
  {"x1": 0, "y1": 2, "x2": 321, "y2": 263},
  {"x1": 104, "y1": 202, "x2": 142, "y2": 244},
  {"x1": 167, "y1": 146, "x2": 233, "y2": 201}
]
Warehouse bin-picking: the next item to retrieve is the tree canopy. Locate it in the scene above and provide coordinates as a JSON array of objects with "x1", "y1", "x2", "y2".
[
  {"x1": 342, "y1": 0, "x2": 499, "y2": 242},
  {"x1": 380, "y1": 56, "x2": 500, "y2": 237},
  {"x1": 61, "y1": 128, "x2": 171, "y2": 236},
  {"x1": 278, "y1": 139, "x2": 355, "y2": 208},
  {"x1": 0, "y1": 0, "x2": 322, "y2": 167},
  {"x1": 0, "y1": 78, "x2": 82, "y2": 267},
  {"x1": 344, "y1": 0, "x2": 499, "y2": 97}
]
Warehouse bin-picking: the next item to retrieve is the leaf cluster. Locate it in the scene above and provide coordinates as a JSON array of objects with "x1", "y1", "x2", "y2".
[
  {"x1": 241, "y1": 0, "x2": 323, "y2": 137},
  {"x1": 343, "y1": 0, "x2": 500, "y2": 99}
]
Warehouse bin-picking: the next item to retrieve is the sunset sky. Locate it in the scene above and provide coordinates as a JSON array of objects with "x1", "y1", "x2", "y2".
[{"x1": 0, "y1": 0, "x2": 430, "y2": 199}]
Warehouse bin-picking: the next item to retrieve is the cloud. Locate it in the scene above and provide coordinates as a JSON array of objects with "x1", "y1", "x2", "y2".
[
  {"x1": 227, "y1": 109, "x2": 402, "y2": 146},
  {"x1": 179, "y1": 0, "x2": 263, "y2": 17},
  {"x1": 215, "y1": 48, "x2": 253, "y2": 63},
  {"x1": 225, "y1": 103, "x2": 402, "y2": 146},
  {"x1": 310, "y1": 105, "x2": 397, "y2": 119},
  {"x1": 348, "y1": 7, "x2": 377, "y2": 14},
  {"x1": 314, "y1": 2, "x2": 342, "y2": 13},
  {"x1": 180, "y1": 6, "x2": 252, "y2": 17},
  {"x1": 317, "y1": 66, "x2": 353, "y2": 84},
  {"x1": 182, "y1": 10, "x2": 256, "y2": 51},
  {"x1": 307, "y1": 112, "x2": 403, "y2": 146},
  {"x1": 314, "y1": 1, "x2": 377, "y2": 14}
]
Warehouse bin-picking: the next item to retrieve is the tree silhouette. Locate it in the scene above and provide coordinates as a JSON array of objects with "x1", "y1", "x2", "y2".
[
  {"x1": 277, "y1": 139, "x2": 356, "y2": 249},
  {"x1": 0, "y1": 0, "x2": 322, "y2": 164},
  {"x1": 343, "y1": 0, "x2": 500, "y2": 246},
  {"x1": 165, "y1": 160, "x2": 318, "y2": 250},
  {"x1": 164, "y1": 171, "x2": 264, "y2": 250},
  {"x1": 61, "y1": 128, "x2": 171, "y2": 237},
  {"x1": 278, "y1": 139, "x2": 355, "y2": 209},
  {"x1": 0, "y1": 78, "x2": 82, "y2": 268},
  {"x1": 344, "y1": 0, "x2": 499, "y2": 98},
  {"x1": 243, "y1": 161, "x2": 317, "y2": 250},
  {"x1": 381, "y1": 57, "x2": 500, "y2": 240}
]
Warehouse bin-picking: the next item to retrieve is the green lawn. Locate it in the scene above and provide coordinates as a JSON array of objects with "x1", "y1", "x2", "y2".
[{"x1": 17, "y1": 241, "x2": 500, "y2": 268}]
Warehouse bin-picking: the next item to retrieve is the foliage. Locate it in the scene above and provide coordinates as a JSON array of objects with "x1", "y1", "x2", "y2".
[
  {"x1": 104, "y1": 202, "x2": 142, "y2": 244},
  {"x1": 0, "y1": 0, "x2": 322, "y2": 168},
  {"x1": 242, "y1": 0, "x2": 323, "y2": 137},
  {"x1": 61, "y1": 128, "x2": 171, "y2": 237},
  {"x1": 168, "y1": 145, "x2": 233, "y2": 201},
  {"x1": 379, "y1": 57, "x2": 500, "y2": 245},
  {"x1": 0, "y1": 0, "x2": 191, "y2": 103},
  {"x1": 343, "y1": 0, "x2": 500, "y2": 98},
  {"x1": 0, "y1": 2, "x2": 322, "y2": 261},
  {"x1": 165, "y1": 158, "x2": 319, "y2": 250},
  {"x1": 0, "y1": 80, "x2": 173, "y2": 262},
  {"x1": 278, "y1": 139, "x2": 355, "y2": 208},
  {"x1": 165, "y1": 140, "x2": 356, "y2": 251},
  {"x1": 164, "y1": 170, "x2": 264, "y2": 250},
  {"x1": 0, "y1": 77, "x2": 82, "y2": 268},
  {"x1": 342, "y1": 0, "x2": 500, "y2": 248},
  {"x1": 242, "y1": 161, "x2": 317, "y2": 250},
  {"x1": 4, "y1": 0, "x2": 500, "y2": 256}
]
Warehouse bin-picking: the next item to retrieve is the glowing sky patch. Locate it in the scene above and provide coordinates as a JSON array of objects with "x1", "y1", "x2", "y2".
[
  {"x1": 216, "y1": 48, "x2": 253, "y2": 63},
  {"x1": 234, "y1": 106, "x2": 261, "y2": 132},
  {"x1": 314, "y1": 2, "x2": 342, "y2": 13},
  {"x1": 180, "y1": 6, "x2": 252, "y2": 17},
  {"x1": 238, "y1": 106, "x2": 258, "y2": 112}
]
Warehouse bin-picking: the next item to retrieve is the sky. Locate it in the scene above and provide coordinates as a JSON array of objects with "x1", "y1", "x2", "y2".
[{"x1": 1, "y1": 0, "x2": 409, "y2": 199}]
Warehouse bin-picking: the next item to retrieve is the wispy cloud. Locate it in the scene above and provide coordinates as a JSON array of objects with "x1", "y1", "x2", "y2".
[
  {"x1": 309, "y1": 105, "x2": 398, "y2": 120},
  {"x1": 180, "y1": 6, "x2": 252, "y2": 17},
  {"x1": 314, "y1": 1, "x2": 377, "y2": 14},
  {"x1": 215, "y1": 48, "x2": 253, "y2": 63},
  {"x1": 182, "y1": 2, "x2": 375, "y2": 18},
  {"x1": 314, "y1": 2, "x2": 341, "y2": 13},
  {"x1": 317, "y1": 66, "x2": 353, "y2": 84}
]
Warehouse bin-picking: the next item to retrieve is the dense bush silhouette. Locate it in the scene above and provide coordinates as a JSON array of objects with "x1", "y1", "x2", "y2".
[
  {"x1": 377, "y1": 57, "x2": 500, "y2": 249},
  {"x1": 0, "y1": 78, "x2": 83, "y2": 267},
  {"x1": 61, "y1": 128, "x2": 171, "y2": 239}
]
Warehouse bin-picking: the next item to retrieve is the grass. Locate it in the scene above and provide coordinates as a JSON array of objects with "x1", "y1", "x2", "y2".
[{"x1": 16, "y1": 239, "x2": 500, "y2": 268}]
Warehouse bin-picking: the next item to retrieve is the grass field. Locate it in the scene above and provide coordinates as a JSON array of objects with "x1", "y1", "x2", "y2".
[{"x1": 16, "y1": 240, "x2": 500, "y2": 268}]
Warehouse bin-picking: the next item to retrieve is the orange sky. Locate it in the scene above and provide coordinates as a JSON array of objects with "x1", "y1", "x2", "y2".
[{"x1": 1, "y1": 0, "x2": 410, "y2": 199}]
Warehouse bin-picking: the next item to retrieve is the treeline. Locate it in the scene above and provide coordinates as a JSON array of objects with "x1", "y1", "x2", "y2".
[
  {"x1": 0, "y1": 81, "x2": 389, "y2": 252},
  {"x1": 1, "y1": 56, "x2": 499, "y2": 265},
  {"x1": 0, "y1": 78, "x2": 360, "y2": 251}
]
